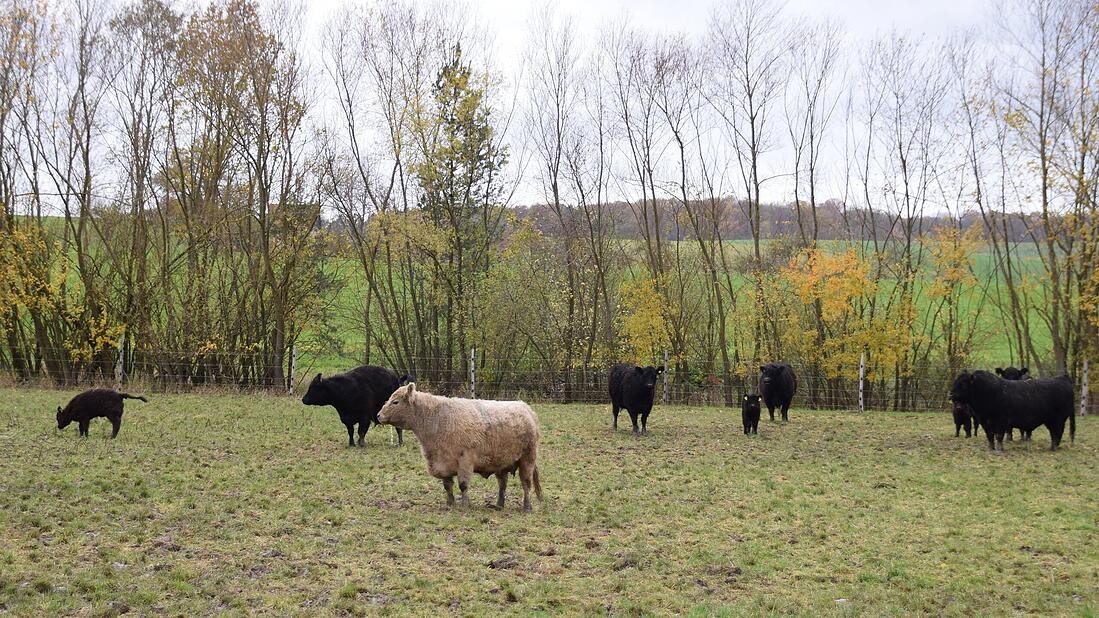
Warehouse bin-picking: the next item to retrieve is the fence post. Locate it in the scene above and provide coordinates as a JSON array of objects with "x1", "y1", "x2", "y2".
[
  {"x1": 288, "y1": 343, "x2": 296, "y2": 395},
  {"x1": 1081, "y1": 359, "x2": 1089, "y2": 417},
  {"x1": 858, "y1": 351, "x2": 866, "y2": 413},
  {"x1": 114, "y1": 339, "x2": 125, "y2": 389},
  {"x1": 469, "y1": 347, "x2": 476, "y2": 399},
  {"x1": 662, "y1": 349, "x2": 669, "y2": 405}
]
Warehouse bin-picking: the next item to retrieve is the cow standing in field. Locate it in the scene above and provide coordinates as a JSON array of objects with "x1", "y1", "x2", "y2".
[
  {"x1": 949, "y1": 369, "x2": 1075, "y2": 451},
  {"x1": 742, "y1": 394, "x2": 761, "y2": 435},
  {"x1": 608, "y1": 364, "x2": 663, "y2": 435},
  {"x1": 996, "y1": 366, "x2": 1032, "y2": 441},
  {"x1": 301, "y1": 365, "x2": 410, "y2": 448},
  {"x1": 759, "y1": 363, "x2": 797, "y2": 422},
  {"x1": 56, "y1": 389, "x2": 147, "y2": 439},
  {"x1": 952, "y1": 400, "x2": 977, "y2": 437}
]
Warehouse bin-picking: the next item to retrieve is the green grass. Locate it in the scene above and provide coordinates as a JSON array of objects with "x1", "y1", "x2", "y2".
[{"x1": 1, "y1": 389, "x2": 1096, "y2": 615}]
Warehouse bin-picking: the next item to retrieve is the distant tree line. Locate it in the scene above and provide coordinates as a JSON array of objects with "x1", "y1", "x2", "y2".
[{"x1": 0, "y1": 0, "x2": 1096, "y2": 407}]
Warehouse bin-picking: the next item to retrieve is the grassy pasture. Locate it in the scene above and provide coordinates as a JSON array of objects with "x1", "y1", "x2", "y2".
[{"x1": 0, "y1": 388, "x2": 1096, "y2": 616}]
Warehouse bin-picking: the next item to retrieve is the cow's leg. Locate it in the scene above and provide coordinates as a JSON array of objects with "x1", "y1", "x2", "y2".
[
  {"x1": 109, "y1": 416, "x2": 122, "y2": 439},
  {"x1": 345, "y1": 423, "x2": 355, "y2": 448},
  {"x1": 457, "y1": 453, "x2": 474, "y2": 507},
  {"x1": 996, "y1": 432, "x2": 1005, "y2": 451},
  {"x1": 781, "y1": 403, "x2": 789, "y2": 422},
  {"x1": 1048, "y1": 420, "x2": 1065, "y2": 451},
  {"x1": 495, "y1": 471, "x2": 509, "y2": 509},
  {"x1": 628, "y1": 410, "x2": 640, "y2": 434},
  {"x1": 442, "y1": 477, "x2": 456, "y2": 507},
  {"x1": 954, "y1": 422, "x2": 961, "y2": 437},
  {"x1": 79, "y1": 420, "x2": 90, "y2": 437},
  {"x1": 518, "y1": 458, "x2": 535, "y2": 513},
  {"x1": 395, "y1": 428, "x2": 404, "y2": 447},
  {"x1": 640, "y1": 411, "x2": 649, "y2": 435},
  {"x1": 612, "y1": 404, "x2": 620, "y2": 430},
  {"x1": 767, "y1": 403, "x2": 775, "y2": 422},
  {"x1": 983, "y1": 425, "x2": 995, "y2": 451},
  {"x1": 358, "y1": 419, "x2": 370, "y2": 447},
  {"x1": 1006, "y1": 428, "x2": 1014, "y2": 442},
  {"x1": 965, "y1": 417, "x2": 973, "y2": 438}
]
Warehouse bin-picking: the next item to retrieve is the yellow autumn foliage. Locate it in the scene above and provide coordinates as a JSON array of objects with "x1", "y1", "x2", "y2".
[{"x1": 617, "y1": 275, "x2": 671, "y2": 365}]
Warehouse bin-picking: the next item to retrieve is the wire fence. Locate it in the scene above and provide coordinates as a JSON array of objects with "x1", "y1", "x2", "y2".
[{"x1": 0, "y1": 347, "x2": 1093, "y2": 416}]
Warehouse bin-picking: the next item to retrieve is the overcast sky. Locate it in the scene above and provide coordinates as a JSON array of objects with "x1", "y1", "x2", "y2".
[
  {"x1": 299, "y1": 0, "x2": 995, "y2": 207},
  {"x1": 304, "y1": 0, "x2": 990, "y2": 62}
]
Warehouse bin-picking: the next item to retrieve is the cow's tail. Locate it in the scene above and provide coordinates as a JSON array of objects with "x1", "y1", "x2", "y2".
[
  {"x1": 119, "y1": 393, "x2": 148, "y2": 403},
  {"x1": 533, "y1": 465, "x2": 544, "y2": 502}
]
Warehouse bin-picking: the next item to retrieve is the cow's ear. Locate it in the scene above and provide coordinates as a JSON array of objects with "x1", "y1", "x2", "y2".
[
  {"x1": 405, "y1": 382, "x2": 416, "y2": 394},
  {"x1": 995, "y1": 368, "x2": 1003, "y2": 375},
  {"x1": 312, "y1": 373, "x2": 322, "y2": 383},
  {"x1": 635, "y1": 366, "x2": 644, "y2": 374},
  {"x1": 759, "y1": 365, "x2": 766, "y2": 373},
  {"x1": 57, "y1": 406, "x2": 62, "y2": 414},
  {"x1": 1021, "y1": 367, "x2": 1029, "y2": 376},
  {"x1": 656, "y1": 366, "x2": 664, "y2": 375},
  {"x1": 743, "y1": 395, "x2": 748, "y2": 401}
]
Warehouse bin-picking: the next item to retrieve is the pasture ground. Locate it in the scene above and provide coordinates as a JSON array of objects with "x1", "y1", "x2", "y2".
[{"x1": 0, "y1": 388, "x2": 1096, "y2": 616}]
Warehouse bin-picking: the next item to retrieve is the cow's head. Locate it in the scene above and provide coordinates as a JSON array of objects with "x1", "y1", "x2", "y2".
[
  {"x1": 301, "y1": 373, "x2": 331, "y2": 406},
  {"x1": 56, "y1": 405, "x2": 71, "y2": 430},
  {"x1": 759, "y1": 364, "x2": 784, "y2": 386},
  {"x1": 950, "y1": 369, "x2": 999, "y2": 405},
  {"x1": 635, "y1": 365, "x2": 663, "y2": 390},
  {"x1": 743, "y1": 394, "x2": 761, "y2": 411},
  {"x1": 995, "y1": 366, "x2": 1029, "y2": 380},
  {"x1": 377, "y1": 382, "x2": 417, "y2": 428}
]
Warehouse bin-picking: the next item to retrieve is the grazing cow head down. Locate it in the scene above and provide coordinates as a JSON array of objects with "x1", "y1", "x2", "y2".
[
  {"x1": 950, "y1": 370, "x2": 1000, "y2": 406},
  {"x1": 56, "y1": 406, "x2": 70, "y2": 430},
  {"x1": 377, "y1": 382, "x2": 416, "y2": 428},
  {"x1": 634, "y1": 366, "x2": 663, "y2": 390},
  {"x1": 301, "y1": 373, "x2": 331, "y2": 406},
  {"x1": 995, "y1": 366, "x2": 1029, "y2": 380},
  {"x1": 759, "y1": 364, "x2": 786, "y2": 387}
]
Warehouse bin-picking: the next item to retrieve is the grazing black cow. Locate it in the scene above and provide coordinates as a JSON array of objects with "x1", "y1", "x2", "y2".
[
  {"x1": 742, "y1": 394, "x2": 761, "y2": 435},
  {"x1": 759, "y1": 363, "x2": 797, "y2": 422},
  {"x1": 608, "y1": 363, "x2": 663, "y2": 434},
  {"x1": 996, "y1": 366, "x2": 1033, "y2": 441},
  {"x1": 949, "y1": 370, "x2": 1075, "y2": 452},
  {"x1": 302, "y1": 365, "x2": 410, "y2": 447},
  {"x1": 57, "y1": 389, "x2": 147, "y2": 438},
  {"x1": 951, "y1": 400, "x2": 977, "y2": 438}
]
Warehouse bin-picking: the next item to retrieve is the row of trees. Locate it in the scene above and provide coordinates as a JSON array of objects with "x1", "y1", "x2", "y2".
[{"x1": 0, "y1": 0, "x2": 1095, "y2": 406}]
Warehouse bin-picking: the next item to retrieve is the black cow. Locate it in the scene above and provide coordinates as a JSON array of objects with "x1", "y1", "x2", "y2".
[
  {"x1": 949, "y1": 369, "x2": 1075, "y2": 451},
  {"x1": 996, "y1": 366, "x2": 1033, "y2": 441},
  {"x1": 742, "y1": 394, "x2": 761, "y2": 435},
  {"x1": 951, "y1": 400, "x2": 977, "y2": 438},
  {"x1": 57, "y1": 389, "x2": 147, "y2": 438},
  {"x1": 759, "y1": 363, "x2": 797, "y2": 422},
  {"x1": 302, "y1": 365, "x2": 410, "y2": 447},
  {"x1": 608, "y1": 363, "x2": 663, "y2": 434}
]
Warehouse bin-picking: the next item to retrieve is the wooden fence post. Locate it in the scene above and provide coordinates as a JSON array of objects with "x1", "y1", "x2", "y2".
[
  {"x1": 662, "y1": 349, "x2": 669, "y2": 405},
  {"x1": 288, "y1": 344, "x2": 296, "y2": 395},
  {"x1": 1081, "y1": 359, "x2": 1089, "y2": 417},
  {"x1": 858, "y1": 351, "x2": 866, "y2": 413},
  {"x1": 469, "y1": 347, "x2": 476, "y2": 399}
]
